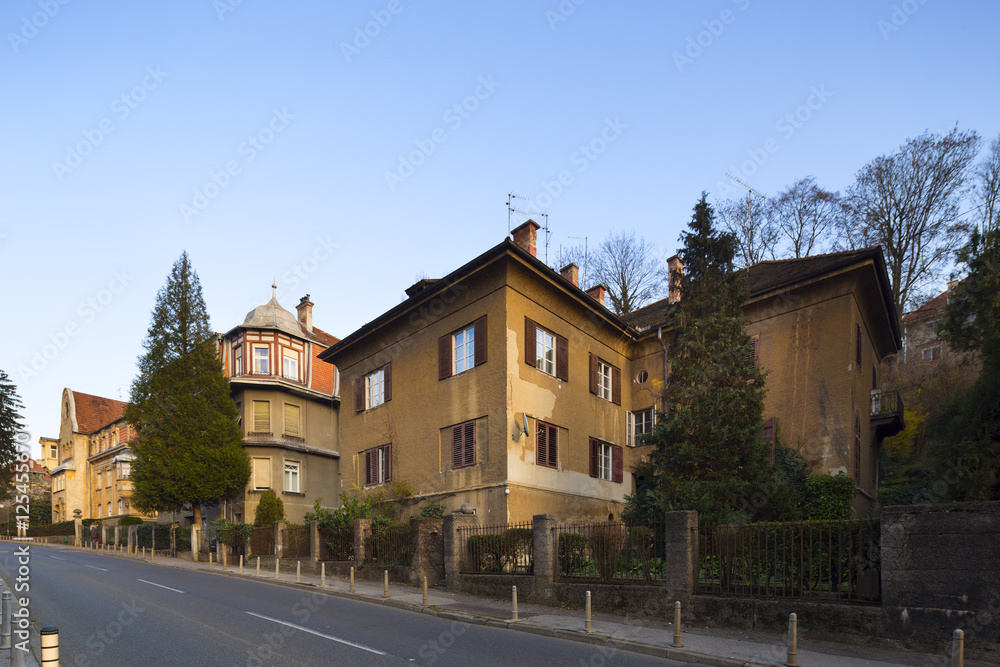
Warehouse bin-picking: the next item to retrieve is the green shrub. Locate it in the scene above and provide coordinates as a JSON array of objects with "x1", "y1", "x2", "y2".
[
  {"x1": 802, "y1": 472, "x2": 857, "y2": 520},
  {"x1": 589, "y1": 522, "x2": 627, "y2": 582},
  {"x1": 215, "y1": 519, "x2": 253, "y2": 547},
  {"x1": 118, "y1": 516, "x2": 144, "y2": 526},
  {"x1": 254, "y1": 489, "x2": 285, "y2": 526},
  {"x1": 558, "y1": 533, "x2": 587, "y2": 575},
  {"x1": 419, "y1": 503, "x2": 446, "y2": 519}
]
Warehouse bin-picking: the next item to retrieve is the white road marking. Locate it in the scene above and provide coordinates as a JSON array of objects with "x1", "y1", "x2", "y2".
[
  {"x1": 49, "y1": 555, "x2": 67, "y2": 561},
  {"x1": 138, "y1": 579, "x2": 184, "y2": 594},
  {"x1": 246, "y1": 612, "x2": 387, "y2": 656},
  {"x1": 86, "y1": 565, "x2": 108, "y2": 572}
]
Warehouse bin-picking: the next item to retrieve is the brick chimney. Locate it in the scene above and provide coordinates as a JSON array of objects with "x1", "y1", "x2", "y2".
[
  {"x1": 297, "y1": 295, "x2": 314, "y2": 332},
  {"x1": 667, "y1": 255, "x2": 684, "y2": 303},
  {"x1": 586, "y1": 284, "x2": 606, "y2": 307},
  {"x1": 560, "y1": 263, "x2": 579, "y2": 287},
  {"x1": 511, "y1": 220, "x2": 540, "y2": 258}
]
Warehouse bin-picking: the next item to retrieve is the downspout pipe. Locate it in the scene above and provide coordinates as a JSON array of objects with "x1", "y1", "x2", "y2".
[{"x1": 657, "y1": 325, "x2": 668, "y2": 417}]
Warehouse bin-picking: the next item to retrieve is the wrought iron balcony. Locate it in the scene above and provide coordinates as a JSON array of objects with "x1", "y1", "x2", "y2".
[{"x1": 870, "y1": 389, "x2": 904, "y2": 439}]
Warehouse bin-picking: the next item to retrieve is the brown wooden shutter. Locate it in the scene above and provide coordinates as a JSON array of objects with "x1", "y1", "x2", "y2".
[
  {"x1": 556, "y1": 335, "x2": 569, "y2": 381},
  {"x1": 536, "y1": 421, "x2": 547, "y2": 466},
  {"x1": 355, "y1": 376, "x2": 364, "y2": 412},
  {"x1": 762, "y1": 417, "x2": 776, "y2": 465},
  {"x1": 473, "y1": 316, "x2": 487, "y2": 367},
  {"x1": 364, "y1": 450, "x2": 372, "y2": 485},
  {"x1": 547, "y1": 424, "x2": 557, "y2": 467},
  {"x1": 589, "y1": 438, "x2": 599, "y2": 478},
  {"x1": 464, "y1": 420, "x2": 476, "y2": 466},
  {"x1": 751, "y1": 337, "x2": 759, "y2": 367},
  {"x1": 383, "y1": 363, "x2": 392, "y2": 402},
  {"x1": 525, "y1": 318, "x2": 537, "y2": 367},
  {"x1": 439, "y1": 334, "x2": 452, "y2": 380},
  {"x1": 589, "y1": 354, "x2": 598, "y2": 395},
  {"x1": 612, "y1": 365, "x2": 621, "y2": 405},
  {"x1": 612, "y1": 445, "x2": 623, "y2": 483},
  {"x1": 452, "y1": 425, "x2": 462, "y2": 468}
]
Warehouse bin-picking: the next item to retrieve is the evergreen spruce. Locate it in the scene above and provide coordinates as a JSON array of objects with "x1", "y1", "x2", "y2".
[
  {"x1": 125, "y1": 252, "x2": 250, "y2": 528},
  {"x1": 629, "y1": 194, "x2": 770, "y2": 524},
  {"x1": 0, "y1": 369, "x2": 26, "y2": 496}
]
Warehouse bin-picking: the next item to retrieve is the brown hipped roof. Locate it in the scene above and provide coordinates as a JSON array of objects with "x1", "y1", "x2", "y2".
[{"x1": 71, "y1": 391, "x2": 127, "y2": 434}]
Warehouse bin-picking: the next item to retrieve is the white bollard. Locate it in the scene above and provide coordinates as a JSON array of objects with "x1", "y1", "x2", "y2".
[
  {"x1": 786, "y1": 612, "x2": 798, "y2": 666},
  {"x1": 256, "y1": 556, "x2": 260, "y2": 577},
  {"x1": 296, "y1": 561, "x2": 301, "y2": 583},
  {"x1": 384, "y1": 570, "x2": 389, "y2": 598},
  {"x1": 240, "y1": 555, "x2": 244, "y2": 575},
  {"x1": 321, "y1": 563, "x2": 326, "y2": 587},
  {"x1": 512, "y1": 585, "x2": 518, "y2": 621},
  {"x1": 350, "y1": 566, "x2": 355, "y2": 593},
  {"x1": 585, "y1": 591, "x2": 592, "y2": 633},
  {"x1": 423, "y1": 576, "x2": 428, "y2": 606},
  {"x1": 275, "y1": 558, "x2": 280, "y2": 580},
  {"x1": 40, "y1": 626, "x2": 59, "y2": 666}
]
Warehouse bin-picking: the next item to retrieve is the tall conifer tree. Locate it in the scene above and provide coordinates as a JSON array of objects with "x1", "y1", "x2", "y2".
[
  {"x1": 125, "y1": 252, "x2": 250, "y2": 529},
  {"x1": 0, "y1": 370, "x2": 26, "y2": 496},
  {"x1": 635, "y1": 194, "x2": 770, "y2": 524}
]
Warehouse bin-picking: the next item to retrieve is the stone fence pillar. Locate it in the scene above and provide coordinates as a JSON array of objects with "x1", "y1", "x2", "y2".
[
  {"x1": 443, "y1": 513, "x2": 478, "y2": 590},
  {"x1": 533, "y1": 514, "x2": 557, "y2": 584},
  {"x1": 663, "y1": 510, "x2": 698, "y2": 601},
  {"x1": 191, "y1": 525, "x2": 199, "y2": 562},
  {"x1": 74, "y1": 518, "x2": 83, "y2": 547},
  {"x1": 274, "y1": 522, "x2": 283, "y2": 559},
  {"x1": 352, "y1": 518, "x2": 371, "y2": 564}
]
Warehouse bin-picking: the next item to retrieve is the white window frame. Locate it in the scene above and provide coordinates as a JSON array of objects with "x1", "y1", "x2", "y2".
[
  {"x1": 50, "y1": 444, "x2": 57, "y2": 459},
  {"x1": 252, "y1": 345, "x2": 270, "y2": 374},
  {"x1": 98, "y1": 504, "x2": 103, "y2": 518},
  {"x1": 373, "y1": 446, "x2": 389, "y2": 485},
  {"x1": 535, "y1": 328, "x2": 555, "y2": 375},
  {"x1": 454, "y1": 325, "x2": 475, "y2": 374},
  {"x1": 282, "y1": 349, "x2": 299, "y2": 381},
  {"x1": 234, "y1": 346, "x2": 243, "y2": 376},
  {"x1": 107, "y1": 502, "x2": 111, "y2": 517},
  {"x1": 366, "y1": 368, "x2": 385, "y2": 409},
  {"x1": 627, "y1": 408, "x2": 656, "y2": 447},
  {"x1": 118, "y1": 500, "x2": 123, "y2": 515},
  {"x1": 598, "y1": 442, "x2": 613, "y2": 481},
  {"x1": 597, "y1": 360, "x2": 613, "y2": 401},
  {"x1": 284, "y1": 460, "x2": 300, "y2": 493},
  {"x1": 119, "y1": 462, "x2": 131, "y2": 479}
]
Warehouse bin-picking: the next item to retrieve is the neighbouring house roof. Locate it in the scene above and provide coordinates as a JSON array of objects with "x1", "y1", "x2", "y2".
[
  {"x1": 52, "y1": 461, "x2": 76, "y2": 474},
  {"x1": 71, "y1": 391, "x2": 127, "y2": 434},
  {"x1": 902, "y1": 289, "x2": 949, "y2": 324},
  {"x1": 237, "y1": 294, "x2": 340, "y2": 347}
]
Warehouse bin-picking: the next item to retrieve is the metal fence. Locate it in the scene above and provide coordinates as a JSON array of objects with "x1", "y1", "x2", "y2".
[
  {"x1": 251, "y1": 526, "x2": 275, "y2": 556},
  {"x1": 555, "y1": 519, "x2": 668, "y2": 583},
  {"x1": 459, "y1": 522, "x2": 534, "y2": 575},
  {"x1": 318, "y1": 525, "x2": 354, "y2": 561},
  {"x1": 699, "y1": 519, "x2": 881, "y2": 602},
  {"x1": 26, "y1": 521, "x2": 76, "y2": 537},
  {"x1": 281, "y1": 524, "x2": 311, "y2": 559},
  {"x1": 362, "y1": 523, "x2": 415, "y2": 567}
]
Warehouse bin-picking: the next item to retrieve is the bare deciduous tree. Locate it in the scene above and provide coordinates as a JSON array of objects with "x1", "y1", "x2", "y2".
[
  {"x1": 839, "y1": 126, "x2": 981, "y2": 323},
  {"x1": 585, "y1": 231, "x2": 667, "y2": 315},
  {"x1": 716, "y1": 194, "x2": 777, "y2": 268},
  {"x1": 770, "y1": 176, "x2": 839, "y2": 258},
  {"x1": 974, "y1": 134, "x2": 1000, "y2": 235}
]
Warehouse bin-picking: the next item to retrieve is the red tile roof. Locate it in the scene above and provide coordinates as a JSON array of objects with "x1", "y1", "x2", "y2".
[
  {"x1": 71, "y1": 391, "x2": 127, "y2": 434},
  {"x1": 902, "y1": 289, "x2": 949, "y2": 323}
]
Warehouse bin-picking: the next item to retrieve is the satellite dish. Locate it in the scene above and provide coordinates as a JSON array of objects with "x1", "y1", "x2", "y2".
[{"x1": 522, "y1": 413, "x2": 529, "y2": 436}]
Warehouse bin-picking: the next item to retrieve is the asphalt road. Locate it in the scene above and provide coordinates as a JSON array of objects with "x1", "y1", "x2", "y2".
[{"x1": 0, "y1": 543, "x2": 695, "y2": 666}]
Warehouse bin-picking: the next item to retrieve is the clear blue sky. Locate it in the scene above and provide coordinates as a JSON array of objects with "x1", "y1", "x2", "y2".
[{"x1": 2, "y1": 1, "x2": 997, "y2": 455}]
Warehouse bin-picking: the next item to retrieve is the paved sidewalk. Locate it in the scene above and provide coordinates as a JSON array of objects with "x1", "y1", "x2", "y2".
[
  {"x1": 46, "y1": 542, "x2": 997, "y2": 667},
  {"x1": 0, "y1": 579, "x2": 39, "y2": 667}
]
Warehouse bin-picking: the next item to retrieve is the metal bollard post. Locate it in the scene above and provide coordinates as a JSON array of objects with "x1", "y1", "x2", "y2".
[
  {"x1": 275, "y1": 558, "x2": 280, "y2": 580},
  {"x1": 952, "y1": 629, "x2": 964, "y2": 667},
  {"x1": 786, "y1": 612, "x2": 798, "y2": 667},
  {"x1": 40, "y1": 625, "x2": 59, "y2": 666},
  {"x1": 512, "y1": 585, "x2": 518, "y2": 621},
  {"x1": 384, "y1": 570, "x2": 389, "y2": 598},
  {"x1": 585, "y1": 591, "x2": 592, "y2": 633},
  {"x1": 240, "y1": 555, "x2": 244, "y2": 575},
  {"x1": 350, "y1": 566, "x2": 355, "y2": 593},
  {"x1": 423, "y1": 576, "x2": 428, "y2": 606},
  {"x1": 209, "y1": 553, "x2": 214, "y2": 569},
  {"x1": 222, "y1": 549, "x2": 227, "y2": 571},
  {"x1": 142, "y1": 547, "x2": 146, "y2": 560},
  {"x1": 673, "y1": 601, "x2": 683, "y2": 647},
  {"x1": 296, "y1": 561, "x2": 301, "y2": 583},
  {"x1": 1, "y1": 590, "x2": 11, "y2": 649},
  {"x1": 256, "y1": 557, "x2": 260, "y2": 577},
  {"x1": 321, "y1": 563, "x2": 326, "y2": 588}
]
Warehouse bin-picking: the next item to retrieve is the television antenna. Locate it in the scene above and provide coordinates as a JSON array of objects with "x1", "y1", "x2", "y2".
[
  {"x1": 507, "y1": 193, "x2": 550, "y2": 265},
  {"x1": 725, "y1": 173, "x2": 767, "y2": 225},
  {"x1": 568, "y1": 236, "x2": 588, "y2": 288}
]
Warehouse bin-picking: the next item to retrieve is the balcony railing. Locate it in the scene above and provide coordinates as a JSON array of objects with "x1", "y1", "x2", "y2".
[{"x1": 870, "y1": 389, "x2": 902, "y2": 419}]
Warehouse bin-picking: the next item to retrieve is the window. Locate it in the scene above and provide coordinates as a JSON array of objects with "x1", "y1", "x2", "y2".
[
  {"x1": 524, "y1": 319, "x2": 568, "y2": 380},
  {"x1": 855, "y1": 323, "x2": 863, "y2": 371},
  {"x1": 284, "y1": 461, "x2": 300, "y2": 493},
  {"x1": 49, "y1": 443, "x2": 57, "y2": 459},
  {"x1": 440, "y1": 317, "x2": 487, "y2": 379},
  {"x1": 627, "y1": 408, "x2": 655, "y2": 447},
  {"x1": 762, "y1": 417, "x2": 777, "y2": 465},
  {"x1": 635, "y1": 370, "x2": 648, "y2": 384},
  {"x1": 284, "y1": 403, "x2": 301, "y2": 437},
  {"x1": 590, "y1": 438, "x2": 623, "y2": 483},
  {"x1": 355, "y1": 364, "x2": 392, "y2": 412},
  {"x1": 98, "y1": 504, "x2": 103, "y2": 518},
  {"x1": 589, "y1": 354, "x2": 621, "y2": 404},
  {"x1": 922, "y1": 346, "x2": 941, "y2": 362},
  {"x1": 252, "y1": 401, "x2": 270, "y2": 433},
  {"x1": 97, "y1": 471, "x2": 102, "y2": 488},
  {"x1": 118, "y1": 500, "x2": 123, "y2": 515},
  {"x1": 253, "y1": 345, "x2": 270, "y2": 374},
  {"x1": 107, "y1": 502, "x2": 111, "y2": 517},
  {"x1": 364, "y1": 444, "x2": 391, "y2": 486},
  {"x1": 252, "y1": 457, "x2": 271, "y2": 490},
  {"x1": 452, "y1": 421, "x2": 476, "y2": 468},
  {"x1": 112, "y1": 430, "x2": 118, "y2": 447},
  {"x1": 234, "y1": 346, "x2": 243, "y2": 376},
  {"x1": 536, "y1": 421, "x2": 558, "y2": 468},
  {"x1": 749, "y1": 336, "x2": 759, "y2": 367},
  {"x1": 119, "y1": 462, "x2": 131, "y2": 479},
  {"x1": 282, "y1": 349, "x2": 299, "y2": 380}
]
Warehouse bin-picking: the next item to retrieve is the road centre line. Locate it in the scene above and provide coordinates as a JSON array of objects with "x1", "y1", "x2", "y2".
[
  {"x1": 245, "y1": 612, "x2": 387, "y2": 656},
  {"x1": 86, "y1": 565, "x2": 108, "y2": 572},
  {"x1": 138, "y1": 578, "x2": 184, "y2": 593},
  {"x1": 49, "y1": 555, "x2": 67, "y2": 561}
]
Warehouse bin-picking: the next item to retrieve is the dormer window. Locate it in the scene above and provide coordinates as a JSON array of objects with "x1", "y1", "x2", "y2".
[
  {"x1": 282, "y1": 349, "x2": 299, "y2": 381},
  {"x1": 253, "y1": 345, "x2": 270, "y2": 374},
  {"x1": 234, "y1": 346, "x2": 243, "y2": 376}
]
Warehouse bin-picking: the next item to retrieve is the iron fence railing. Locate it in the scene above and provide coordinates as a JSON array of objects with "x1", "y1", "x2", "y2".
[
  {"x1": 26, "y1": 521, "x2": 76, "y2": 537},
  {"x1": 319, "y1": 525, "x2": 354, "y2": 561},
  {"x1": 251, "y1": 526, "x2": 275, "y2": 556},
  {"x1": 281, "y1": 524, "x2": 311, "y2": 558},
  {"x1": 870, "y1": 389, "x2": 902, "y2": 419},
  {"x1": 362, "y1": 523, "x2": 415, "y2": 567},
  {"x1": 699, "y1": 519, "x2": 881, "y2": 602},
  {"x1": 555, "y1": 519, "x2": 669, "y2": 583},
  {"x1": 458, "y1": 522, "x2": 534, "y2": 575}
]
